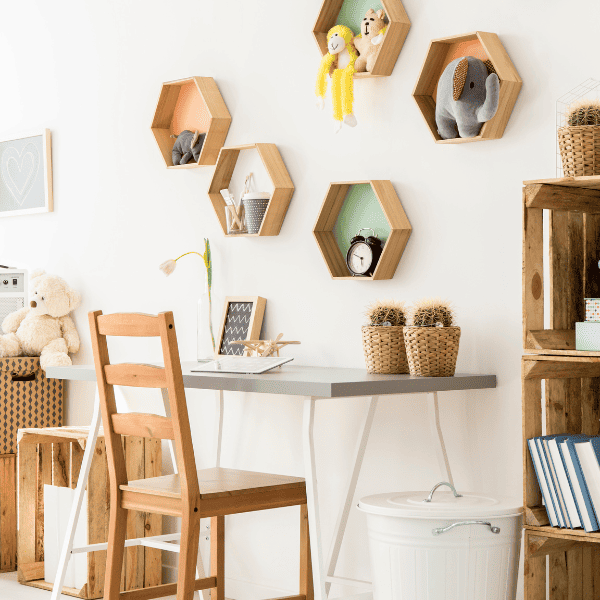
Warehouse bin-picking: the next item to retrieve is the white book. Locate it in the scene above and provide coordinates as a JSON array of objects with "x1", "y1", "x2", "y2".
[
  {"x1": 575, "y1": 440, "x2": 600, "y2": 522},
  {"x1": 528, "y1": 439, "x2": 559, "y2": 527},
  {"x1": 536, "y1": 438, "x2": 565, "y2": 527},
  {"x1": 547, "y1": 439, "x2": 582, "y2": 529}
]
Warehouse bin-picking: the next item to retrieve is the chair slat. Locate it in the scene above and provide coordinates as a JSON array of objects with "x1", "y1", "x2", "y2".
[
  {"x1": 97, "y1": 313, "x2": 160, "y2": 337},
  {"x1": 104, "y1": 364, "x2": 167, "y2": 388},
  {"x1": 112, "y1": 413, "x2": 175, "y2": 440}
]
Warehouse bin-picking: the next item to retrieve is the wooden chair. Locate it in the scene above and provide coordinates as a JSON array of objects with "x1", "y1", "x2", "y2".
[{"x1": 89, "y1": 311, "x2": 313, "y2": 600}]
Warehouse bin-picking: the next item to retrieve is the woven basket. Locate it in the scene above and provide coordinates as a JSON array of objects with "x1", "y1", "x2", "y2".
[
  {"x1": 558, "y1": 125, "x2": 600, "y2": 177},
  {"x1": 403, "y1": 326, "x2": 461, "y2": 377},
  {"x1": 362, "y1": 326, "x2": 409, "y2": 374}
]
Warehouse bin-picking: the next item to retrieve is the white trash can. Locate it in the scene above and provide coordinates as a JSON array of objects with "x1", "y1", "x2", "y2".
[{"x1": 358, "y1": 482, "x2": 522, "y2": 600}]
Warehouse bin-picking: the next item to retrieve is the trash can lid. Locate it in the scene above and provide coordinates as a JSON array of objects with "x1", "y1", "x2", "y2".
[{"x1": 358, "y1": 483, "x2": 522, "y2": 519}]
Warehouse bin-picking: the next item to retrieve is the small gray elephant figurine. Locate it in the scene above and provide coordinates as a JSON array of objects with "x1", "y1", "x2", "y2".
[
  {"x1": 435, "y1": 56, "x2": 500, "y2": 140},
  {"x1": 171, "y1": 129, "x2": 206, "y2": 165}
]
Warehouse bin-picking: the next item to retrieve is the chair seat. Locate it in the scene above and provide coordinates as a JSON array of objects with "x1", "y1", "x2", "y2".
[{"x1": 120, "y1": 466, "x2": 305, "y2": 500}]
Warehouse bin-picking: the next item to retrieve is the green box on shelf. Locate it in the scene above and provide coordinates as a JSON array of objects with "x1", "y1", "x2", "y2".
[{"x1": 576, "y1": 321, "x2": 600, "y2": 351}]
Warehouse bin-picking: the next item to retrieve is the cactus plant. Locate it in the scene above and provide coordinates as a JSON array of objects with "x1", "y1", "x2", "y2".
[
  {"x1": 566, "y1": 99, "x2": 600, "y2": 127},
  {"x1": 365, "y1": 300, "x2": 407, "y2": 327},
  {"x1": 411, "y1": 298, "x2": 455, "y2": 328}
]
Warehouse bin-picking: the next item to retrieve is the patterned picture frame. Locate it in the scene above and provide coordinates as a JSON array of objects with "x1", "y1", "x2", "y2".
[
  {"x1": 0, "y1": 129, "x2": 53, "y2": 217},
  {"x1": 216, "y1": 296, "x2": 266, "y2": 356}
]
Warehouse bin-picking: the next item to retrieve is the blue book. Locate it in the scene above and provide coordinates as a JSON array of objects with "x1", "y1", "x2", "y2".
[
  {"x1": 528, "y1": 438, "x2": 559, "y2": 527},
  {"x1": 564, "y1": 437, "x2": 599, "y2": 532},
  {"x1": 536, "y1": 438, "x2": 566, "y2": 527},
  {"x1": 542, "y1": 436, "x2": 572, "y2": 528},
  {"x1": 553, "y1": 435, "x2": 589, "y2": 529}
]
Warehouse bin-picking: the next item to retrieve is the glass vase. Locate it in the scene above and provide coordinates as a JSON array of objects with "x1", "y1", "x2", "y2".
[{"x1": 197, "y1": 282, "x2": 214, "y2": 362}]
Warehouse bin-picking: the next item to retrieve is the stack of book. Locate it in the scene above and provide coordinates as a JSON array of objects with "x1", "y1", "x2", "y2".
[{"x1": 528, "y1": 435, "x2": 600, "y2": 531}]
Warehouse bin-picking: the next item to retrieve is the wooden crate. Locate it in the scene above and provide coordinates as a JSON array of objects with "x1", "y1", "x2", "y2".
[
  {"x1": 0, "y1": 454, "x2": 16, "y2": 573},
  {"x1": 522, "y1": 354, "x2": 600, "y2": 599},
  {"x1": 523, "y1": 177, "x2": 600, "y2": 354},
  {"x1": 17, "y1": 427, "x2": 162, "y2": 599}
]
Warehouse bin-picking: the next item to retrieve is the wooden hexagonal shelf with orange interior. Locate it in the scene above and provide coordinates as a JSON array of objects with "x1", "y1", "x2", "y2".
[
  {"x1": 151, "y1": 77, "x2": 231, "y2": 168},
  {"x1": 413, "y1": 31, "x2": 522, "y2": 144},
  {"x1": 313, "y1": 180, "x2": 412, "y2": 280},
  {"x1": 208, "y1": 144, "x2": 295, "y2": 237},
  {"x1": 313, "y1": 0, "x2": 410, "y2": 78}
]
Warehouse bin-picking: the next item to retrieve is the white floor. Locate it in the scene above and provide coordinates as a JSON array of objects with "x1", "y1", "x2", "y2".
[{"x1": 0, "y1": 572, "x2": 180, "y2": 600}]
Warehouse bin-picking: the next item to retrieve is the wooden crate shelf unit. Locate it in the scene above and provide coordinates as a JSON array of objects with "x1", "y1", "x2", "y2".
[
  {"x1": 523, "y1": 176, "x2": 600, "y2": 355},
  {"x1": 313, "y1": 180, "x2": 412, "y2": 280},
  {"x1": 151, "y1": 76, "x2": 231, "y2": 168},
  {"x1": 0, "y1": 454, "x2": 16, "y2": 573},
  {"x1": 207, "y1": 143, "x2": 295, "y2": 237},
  {"x1": 522, "y1": 354, "x2": 600, "y2": 599},
  {"x1": 17, "y1": 427, "x2": 162, "y2": 599},
  {"x1": 413, "y1": 31, "x2": 522, "y2": 144},
  {"x1": 313, "y1": 0, "x2": 410, "y2": 79}
]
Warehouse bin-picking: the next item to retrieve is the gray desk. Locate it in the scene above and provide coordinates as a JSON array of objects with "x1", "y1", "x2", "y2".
[{"x1": 46, "y1": 363, "x2": 496, "y2": 600}]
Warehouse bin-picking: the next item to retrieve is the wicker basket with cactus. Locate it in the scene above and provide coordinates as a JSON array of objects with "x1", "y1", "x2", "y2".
[
  {"x1": 403, "y1": 298, "x2": 461, "y2": 377},
  {"x1": 558, "y1": 99, "x2": 600, "y2": 177},
  {"x1": 362, "y1": 300, "x2": 408, "y2": 374}
]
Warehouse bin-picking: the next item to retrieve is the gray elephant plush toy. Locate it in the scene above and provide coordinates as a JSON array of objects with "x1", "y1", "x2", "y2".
[
  {"x1": 171, "y1": 129, "x2": 206, "y2": 165},
  {"x1": 435, "y1": 56, "x2": 500, "y2": 140}
]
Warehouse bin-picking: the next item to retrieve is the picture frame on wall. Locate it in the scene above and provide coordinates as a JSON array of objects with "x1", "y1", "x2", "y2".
[
  {"x1": 216, "y1": 296, "x2": 266, "y2": 356},
  {"x1": 0, "y1": 129, "x2": 53, "y2": 217}
]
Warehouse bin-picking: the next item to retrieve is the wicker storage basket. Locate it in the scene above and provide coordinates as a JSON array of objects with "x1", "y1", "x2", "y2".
[
  {"x1": 403, "y1": 326, "x2": 461, "y2": 377},
  {"x1": 362, "y1": 326, "x2": 408, "y2": 374},
  {"x1": 558, "y1": 125, "x2": 600, "y2": 177}
]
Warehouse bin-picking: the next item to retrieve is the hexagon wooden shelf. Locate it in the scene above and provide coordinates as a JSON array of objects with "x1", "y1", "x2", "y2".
[
  {"x1": 208, "y1": 144, "x2": 294, "y2": 237},
  {"x1": 313, "y1": 0, "x2": 410, "y2": 79},
  {"x1": 313, "y1": 180, "x2": 411, "y2": 280},
  {"x1": 413, "y1": 31, "x2": 522, "y2": 144},
  {"x1": 151, "y1": 77, "x2": 231, "y2": 168}
]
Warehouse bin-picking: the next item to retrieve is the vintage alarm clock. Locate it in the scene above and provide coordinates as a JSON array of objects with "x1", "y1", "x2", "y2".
[{"x1": 346, "y1": 228, "x2": 383, "y2": 276}]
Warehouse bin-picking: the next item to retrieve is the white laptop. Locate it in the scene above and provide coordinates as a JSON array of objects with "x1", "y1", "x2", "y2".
[{"x1": 190, "y1": 356, "x2": 293, "y2": 374}]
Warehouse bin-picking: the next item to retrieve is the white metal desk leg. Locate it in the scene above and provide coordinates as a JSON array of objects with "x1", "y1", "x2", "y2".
[
  {"x1": 215, "y1": 389, "x2": 224, "y2": 468},
  {"x1": 161, "y1": 389, "x2": 209, "y2": 600},
  {"x1": 51, "y1": 388, "x2": 103, "y2": 600},
  {"x1": 303, "y1": 397, "x2": 327, "y2": 600},
  {"x1": 325, "y1": 396, "x2": 378, "y2": 596},
  {"x1": 427, "y1": 392, "x2": 454, "y2": 485}
]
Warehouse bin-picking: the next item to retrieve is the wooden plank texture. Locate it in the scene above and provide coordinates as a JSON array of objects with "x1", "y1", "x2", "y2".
[{"x1": 0, "y1": 455, "x2": 16, "y2": 572}]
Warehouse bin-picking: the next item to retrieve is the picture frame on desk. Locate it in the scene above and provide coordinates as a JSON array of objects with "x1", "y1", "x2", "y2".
[{"x1": 216, "y1": 296, "x2": 266, "y2": 357}]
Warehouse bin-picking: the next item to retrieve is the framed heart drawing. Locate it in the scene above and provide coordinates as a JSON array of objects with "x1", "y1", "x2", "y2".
[{"x1": 0, "y1": 129, "x2": 52, "y2": 217}]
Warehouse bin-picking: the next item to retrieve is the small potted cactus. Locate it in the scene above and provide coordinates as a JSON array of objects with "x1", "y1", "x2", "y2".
[
  {"x1": 403, "y1": 298, "x2": 461, "y2": 377},
  {"x1": 362, "y1": 300, "x2": 408, "y2": 374},
  {"x1": 558, "y1": 99, "x2": 600, "y2": 177}
]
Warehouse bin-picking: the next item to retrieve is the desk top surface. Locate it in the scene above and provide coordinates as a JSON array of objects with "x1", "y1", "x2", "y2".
[{"x1": 46, "y1": 363, "x2": 496, "y2": 398}]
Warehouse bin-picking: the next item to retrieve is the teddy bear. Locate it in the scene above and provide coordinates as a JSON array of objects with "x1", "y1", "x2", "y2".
[
  {"x1": 353, "y1": 9, "x2": 387, "y2": 73},
  {"x1": 0, "y1": 270, "x2": 81, "y2": 370}
]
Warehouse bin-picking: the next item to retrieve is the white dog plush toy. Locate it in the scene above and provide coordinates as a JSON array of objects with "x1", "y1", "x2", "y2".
[{"x1": 0, "y1": 270, "x2": 81, "y2": 370}]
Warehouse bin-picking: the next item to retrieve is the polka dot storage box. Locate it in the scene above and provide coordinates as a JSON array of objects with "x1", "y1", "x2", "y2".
[{"x1": 585, "y1": 298, "x2": 600, "y2": 322}]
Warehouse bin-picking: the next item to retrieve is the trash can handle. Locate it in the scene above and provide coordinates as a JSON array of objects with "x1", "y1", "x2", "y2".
[
  {"x1": 432, "y1": 521, "x2": 501, "y2": 536},
  {"x1": 423, "y1": 481, "x2": 462, "y2": 503}
]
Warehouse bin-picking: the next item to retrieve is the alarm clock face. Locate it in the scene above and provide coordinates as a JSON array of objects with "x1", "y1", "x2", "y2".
[{"x1": 348, "y1": 242, "x2": 373, "y2": 275}]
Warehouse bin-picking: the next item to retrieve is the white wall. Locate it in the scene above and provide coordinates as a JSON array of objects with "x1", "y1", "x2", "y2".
[{"x1": 2, "y1": 0, "x2": 597, "y2": 597}]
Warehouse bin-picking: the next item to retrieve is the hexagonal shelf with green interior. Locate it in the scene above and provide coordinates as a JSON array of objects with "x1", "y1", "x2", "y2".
[
  {"x1": 313, "y1": 180, "x2": 412, "y2": 280},
  {"x1": 313, "y1": 0, "x2": 410, "y2": 78}
]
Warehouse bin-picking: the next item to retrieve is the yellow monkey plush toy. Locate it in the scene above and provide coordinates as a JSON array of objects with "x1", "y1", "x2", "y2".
[{"x1": 315, "y1": 25, "x2": 358, "y2": 132}]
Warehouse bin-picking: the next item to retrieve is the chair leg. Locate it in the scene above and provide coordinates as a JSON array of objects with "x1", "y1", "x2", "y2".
[
  {"x1": 211, "y1": 516, "x2": 225, "y2": 600},
  {"x1": 177, "y1": 511, "x2": 202, "y2": 600},
  {"x1": 300, "y1": 504, "x2": 313, "y2": 600},
  {"x1": 104, "y1": 502, "x2": 128, "y2": 600}
]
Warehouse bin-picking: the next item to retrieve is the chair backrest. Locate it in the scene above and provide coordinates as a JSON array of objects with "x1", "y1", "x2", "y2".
[{"x1": 89, "y1": 311, "x2": 200, "y2": 506}]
